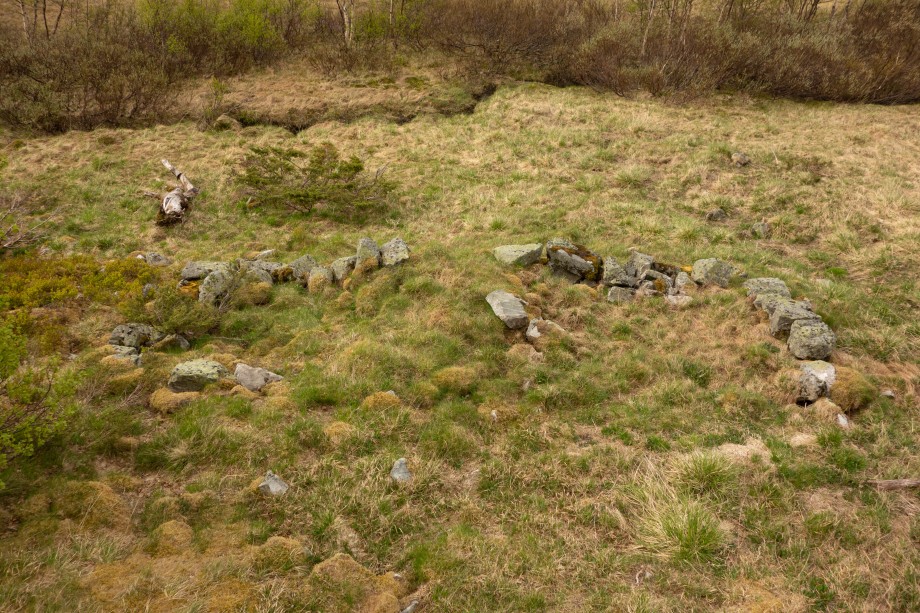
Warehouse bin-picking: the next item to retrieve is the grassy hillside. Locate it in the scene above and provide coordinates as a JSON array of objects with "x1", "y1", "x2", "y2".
[{"x1": 1, "y1": 75, "x2": 919, "y2": 612}]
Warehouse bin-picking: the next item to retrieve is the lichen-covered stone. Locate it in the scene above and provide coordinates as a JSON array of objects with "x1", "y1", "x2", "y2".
[
  {"x1": 706, "y1": 208, "x2": 727, "y2": 221},
  {"x1": 769, "y1": 301, "x2": 821, "y2": 337},
  {"x1": 546, "y1": 241, "x2": 600, "y2": 281},
  {"x1": 167, "y1": 359, "x2": 228, "y2": 392},
  {"x1": 788, "y1": 319, "x2": 836, "y2": 360},
  {"x1": 624, "y1": 251, "x2": 654, "y2": 281},
  {"x1": 691, "y1": 258, "x2": 733, "y2": 287},
  {"x1": 109, "y1": 323, "x2": 164, "y2": 349},
  {"x1": 380, "y1": 238, "x2": 410, "y2": 266},
  {"x1": 486, "y1": 290, "x2": 529, "y2": 329},
  {"x1": 330, "y1": 256, "x2": 357, "y2": 283},
  {"x1": 355, "y1": 237, "x2": 381, "y2": 274},
  {"x1": 493, "y1": 244, "x2": 543, "y2": 267},
  {"x1": 198, "y1": 268, "x2": 234, "y2": 306},
  {"x1": 743, "y1": 277, "x2": 790, "y2": 299},
  {"x1": 601, "y1": 256, "x2": 630, "y2": 287},
  {"x1": 750, "y1": 222, "x2": 772, "y2": 239},
  {"x1": 181, "y1": 261, "x2": 229, "y2": 281},
  {"x1": 289, "y1": 254, "x2": 318, "y2": 284}
]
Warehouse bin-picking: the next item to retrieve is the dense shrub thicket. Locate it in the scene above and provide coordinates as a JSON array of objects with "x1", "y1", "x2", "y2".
[{"x1": 0, "y1": 0, "x2": 918, "y2": 130}]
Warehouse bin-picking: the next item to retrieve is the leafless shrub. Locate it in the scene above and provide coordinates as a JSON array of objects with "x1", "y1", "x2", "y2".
[{"x1": 0, "y1": 192, "x2": 55, "y2": 252}]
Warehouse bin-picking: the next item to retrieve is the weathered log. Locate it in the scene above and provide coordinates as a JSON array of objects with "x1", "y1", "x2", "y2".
[
  {"x1": 155, "y1": 159, "x2": 199, "y2": 226},
  {"x1": 867, "y1": 479, "x2": 920, "y2": 491}
]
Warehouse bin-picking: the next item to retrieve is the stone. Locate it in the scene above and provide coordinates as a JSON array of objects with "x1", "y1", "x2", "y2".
[
  {"x1": 674, "y1": 271, "x2": 696, "y2": 294},
  {"x1": 180, "y1": 261, "x2": 228, "y2": 281},
  {"x1": 330, "y1": 256, "x2": 357, "y2": 283},
  {"x1": 198, "y1": 268, "x2": 234, "y2": 306},
  {"x1": 143, "y1": 252, "x2": 171, "y2": 266},
  {"x1": 601, "y1": 256, "x2": 630, "y2": 287},
  {"x1": 380, "y1": 238, "x2": 411, "y2": 266},
  {"x1": 691, "y1": 258, "x2": 733, "y2": 287},
  {"x1": 149, "y1": 388, "x2": 201, "y2": 413},
  {"x1": 289, "y1": 254, "x2": 318, "y2": 283},
  {"x1": 167, "y1": 359, "x2": 229, "y2": 392},
  {"x1": 788, "y1": 319, "x2": 836, "y2": 360},
  {"x1": 252, "y1": 249, "x2": 276, "y2": 260},
  {"x1": 836, "y1": 413, "x2": 850, "y2": 428},
  {"x1": 743, "y1": 277, "x2": 790, "y2": 299},
  {"x1": 234, "y1": 363, "x2": 283, "y2": 392},
  {"x1": 355, "y1": 237, "x2": 381, "y2": 272},
  {"x1": 644, "y1": 269, "x2": 673, "y2": 293},
  {"x1": 109, "y1": 323, "x2": 164, "y2": 349},
  {"x1": 706, "y1": 208, "x2": 728, "y2": 222},
  {"x1": 110, "y1": 345, "x2": 140, "y2": 365},
  {"x1": 881, "y1": 389, "x2": 895, "y2": 399},
  {"x1": 486, "y1": 290, "x2": 529, "y2": 329},
  {"x1": 240, "y1": 260, "x2": 283, "y2": 279},
  {"x1": 607, "y1": 286, "x2": 636, "y2": 304},
  {"x1": 636, "y1": 281, "x2": 661, "y2": 297},
  {"x1": 546, "y1": 239, "x2": 601, "y2": 281},
  {"x1": 798, "y1": 360, "x2": 836, "y2": 404},
  {"x1": 625, "y1": 251, "x2": 654, "y2": 281},
  {"x1": 525, "y1": 318, "x2": 567, "y2": 350},
  {"x1": 307, "y1": 266, "x2": 334, "y2": 293},
  {"x1": 664, "y1": 294, "x2": 693, "y2": 308},
  {"x1": 731, "y1": 152, "x2": 751, "y2": 167},
  {"x1": 212, "y1": 113, "x2": 242, "y2": 131},
  {"x1": 493, "y1": 243, "x2": 543, "y2": 267},
  {"x1": 151, "y1": 334, "x2": 190, "y2": 352},
  {"x1": 390, "y1": 458, "x2": 411, "y2": 483},
  {"x1": 750, "y1": 222, "x2": 772, "y2": 239},
  {"x1": 257, "y1": 471, "x2": 289, "y2": 497},
  {"x1": 769, "y1": 301, "x2": 821, "y2": 337}
]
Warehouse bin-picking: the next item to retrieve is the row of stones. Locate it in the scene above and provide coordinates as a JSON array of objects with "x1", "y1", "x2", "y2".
[
  {"x1": 178, "y1": 237, "x2": 410, "y2": 306},
  {"x1": 491, "y1": 240, "x2": 846, "y2": 413}
]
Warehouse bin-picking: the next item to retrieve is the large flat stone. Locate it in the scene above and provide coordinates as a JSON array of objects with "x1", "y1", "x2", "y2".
[
  {"x1": 493, "y1": 244, "x2": 543, "y2": 267},
  {"x1": 486, "y1": 290, "x2": 529, "y2": 329}
]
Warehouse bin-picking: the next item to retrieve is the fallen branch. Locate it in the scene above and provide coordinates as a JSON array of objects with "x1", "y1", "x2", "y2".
[
  {"x1": 866, "y1": 479, "x2": 920, "y2": 491},
  {"x1": 154, "y1": 159, "x2": 199, "y2": 226}
]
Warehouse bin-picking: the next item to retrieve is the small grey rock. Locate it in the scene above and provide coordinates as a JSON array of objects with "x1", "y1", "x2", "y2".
[
  {"x1": 731, "y1": 152, "x2": 751, "y2": 167},
  {"x1": 390, "y1": 458, "x2": 411, "y2": 483},
  {"x1": 525, "y1": 318, "x2": 566, "y2": 344},
  {"x1": 307, "y1": 266, "x2": 334, "y2": 289},
  {"x1": 486, "y1": 290, "x2": 529, "y2": 329},
  {"x1": 243, "y1": 267, "x2": 274, "y2": 286},
  {"x1": 142, "y1": 283, "x2": 156, "y2": 299},
  {"x1": 380, "y1": 238, "x2": 410, "y2": 266},
  {"x1": 289, "y1": 254, "x2": 318, "y2": 284},
  {"x1": 691, "y1": 258, "x2": 733, "y2": 288},
  {"x1": 881, "y1": 389, "x2": 895, "y2": 399},
  {"x1": 644, "y1": 269, "x2": 673, "y2": 293},
  {"x1": 769, "y1": 300, "x2": 821, "y2": 337},
  {"x1": 706, "y1": 208, "x2": 728, "y2": 222},
  {"x1": 798, "y1": 360, "x2": 836, "y2": 404},
  {"x1": 625, "y1": 251, "x2": 654, "y2": 281},
  {"x1": 111, "y1": 345, "x2": 140, "y2": 366},
  {"x1": 607, "y1": 286, "x2": 636, "y2": 303},
  {"x1": 181, "y1": 261, "x2": 228, "y2": 281},
  {"x1": 240, "y1": 260, "x2": 283, "y2": 278},
  {"x1": 212, "y1": 114, "x2": 242, "y2": 131},
  {"x1": 493, "y1": 244, "x2": 543, "y2": 267},
  {"x1": 743, "y1": 278, "x2": 790, "y2": 300},
  {"x1": 788, "y1": 319, "x2": 836, "y2": 360},
  {"x1": 750, "y1": 222, "x2": 772, "y2": 239},
  {"x1": 253, "y1": 249, "x2": 276, "y2": 260},
  {"x1": 235, "y1": 363, "x2": 283, "y2": 392},
  {"x1": 753, "y1": 294, "x2": 796, "y2": 316},
  {"x1": 110, "y1": 323, "x2": 165, "y2": 349},
  {"x1": 602, "y1": 256, "x2": 630, "y2": 287},
  {"x1": 168, "y1": 359, "x2": 229, "y2": 392},
  {"x1": 400, "y1": 601, "x2": 419, "y2": 613},
  {"x1": 836, "y1": 413, "x2": 850, "y2": 429},
  {"x1": 258, "y1": 470, "x2": 289, "y2": 496},
  {"x1": 330, "y1": 256, "x2": 357, "y2": 282}
]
